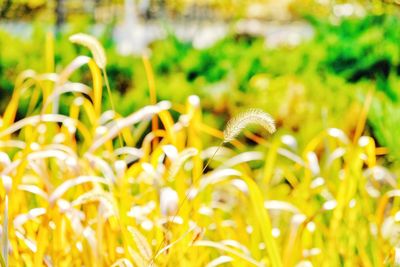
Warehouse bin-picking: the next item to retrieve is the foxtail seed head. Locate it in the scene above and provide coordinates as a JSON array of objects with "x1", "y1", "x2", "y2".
[{"x1": 223, "y1": 108, "x2": 276, "y2": 143}]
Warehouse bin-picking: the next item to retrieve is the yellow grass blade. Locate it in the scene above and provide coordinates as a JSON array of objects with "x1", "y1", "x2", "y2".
[
  {"x1": 1, "y1": 196, "x2": 8, "y2": 267},
  {"x1": 142, "y1": 55, "x2": 159, "y2": 148},
  {"x1": 241, "y1": 174, "x2": 282, "y2": 267}
]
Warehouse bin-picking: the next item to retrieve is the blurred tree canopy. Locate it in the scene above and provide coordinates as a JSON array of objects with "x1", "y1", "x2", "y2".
[
  {"x1": 0, "y1": 0, "x2": 47, "y2": 19},
  {"x1": 1, "y1": 0, "x2": 397, "y2": 22}
]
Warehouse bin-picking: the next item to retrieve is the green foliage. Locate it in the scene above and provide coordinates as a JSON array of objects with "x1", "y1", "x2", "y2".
[
  {"x1": 369, "y1": 72, "x2": 400, "y2": 161},
  {"x1": 2, "y1": 13, "x2": 400, "y2": 161},
  {"x1": 317, "y1": 15, "x2": 400, "y2": 92}
]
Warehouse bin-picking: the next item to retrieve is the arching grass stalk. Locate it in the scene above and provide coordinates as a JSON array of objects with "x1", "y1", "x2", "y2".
[
  {"x1": 152, "y1": 108, "x2": 281, "y2": 267},
  {"x1": 69, "y1": 33, "x2": 123, "y2": 148},
  {"x1": 151, "y1": 141, "x2": 223, "y2": 265},
  {"x1": 101, "y1": 69, "x2": 123, "y2": 148},
  {"x1": 102, "y1": 70, "x2": 116, "y2": 116},
  {"x1": 142, "y1": 55, "x2": 159, "y2": 148}
]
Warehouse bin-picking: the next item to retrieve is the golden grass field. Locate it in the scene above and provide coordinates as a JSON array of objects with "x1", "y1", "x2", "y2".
[{"x1": 0, "y1": 33, "x2": 398, "y2": 267}]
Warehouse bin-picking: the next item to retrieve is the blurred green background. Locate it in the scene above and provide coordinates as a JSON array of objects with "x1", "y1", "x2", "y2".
[{"x1": 1, "y1": 0, "x2": 400, "y2": 164}]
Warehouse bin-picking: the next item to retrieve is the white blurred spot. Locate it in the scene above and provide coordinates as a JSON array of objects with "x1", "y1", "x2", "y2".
[
  {"x1": 323, "y1": 200, "x2": 337, "y2": 211},
  {"x1": 295, "y1": 260, "x2": 313, "y2": 267},
  {"x1": 246, "y1": 225, "x2": 253, "y2": 234},
  {"x1": 370, "y1": 223, "x2": 378, "y2": 236},
  {"x1": 272, "y1": 228, "x2": 281, "y2": 238},
  {"x1": 76, "y1": 241, "x2": 83, "y2": 252},
  {"x1": 95, "y1": 126, "x2": 108, "y2": 136},
  {"x1": 116, "y1": 246, "x2": 124, "y2": 254},
  {"x1": 307, "y1": 152, "x2": 320, "y2": 176},
  {"x1": 281, "y1": 135, "x2": 298, "y2": 150},
  {"x1": 358, "y1": 136, "x2": 371, "y2": 147},
  {"x1": 231, "y1": 179, "x2": 248, "y2": 193},
  {"x1": 303, "y1": 248, "x2": 321, "y2": 257},
  {"x1": 160, "y1": 187, "x2": 179, "y2": 216},
  {"x1": 188, "y1": 95, "x2": 200, "y2": 107},
  {"x1": 327, "y1": 128, "x2": 349, "y2": 144},
  {"x1": 307, "y1": 221, "x2": 316, "y2": 233},
  {"x1": 30, "y1": 142, "x2": 40, "y2": 151},
  {"x1": 63, "y1": 119, "x2": 76, "y2": 134},
  {"x1": 198, "y1": 206, "x2": 213, "y2": 217},
  {"x1": 114, "y1": 160, "x2": 126, "y2": 178},
  {"x1": 292, "y1": 214, "x2": 307, "y2": 225},
  {"x1": 57, "y1": 199, "x2": 71, "y2": 212},
  {"x1": 333, "y1": 3, "x2": 354, "y2": 17},
  {"x1": 187, "y1": 187, "x2": 198, "y2": 200},
  {"x1": 49, "y1": 221, "x2": 56, "y2": 230},
  {"x1": 310, "y1": 177, "x2": 325, "y2": 189},
  {"x1": 1, "y1": 175, "x2": 12, "y2": 193},
  {"x1": 37, "y1": 124, "x2": 46, "y2": 134},
  {"x1": 349, "y1": 199, "x2": 356, "y2": 209},
  {"x1": 162, "y1": 145, "x2": 179, "y2": 160},
  {"x1": 53, "y1": 133, "x2": 66, "y2": 144},
  {"x1": 65, "y1": 157, "x2": 78, "y2": 168},
  {"x1": 73, "y1": 97, "x2": 84, "y2": 106},
  {"x1": 141, "y1": 220, "x2": 154, "y2": 231},
  {"x1": 395, "y1": 247, "x2": 400, "y2": 266}
]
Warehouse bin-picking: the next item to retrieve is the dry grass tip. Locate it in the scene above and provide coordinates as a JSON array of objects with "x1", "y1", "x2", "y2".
[{"x1": 69, "y1": 33, "x2": 107, "y2": 69}]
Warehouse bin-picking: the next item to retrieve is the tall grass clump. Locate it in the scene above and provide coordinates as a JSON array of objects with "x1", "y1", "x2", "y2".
[{"x1": 0, "y1": 32, "x2": 398, "y2": 267}]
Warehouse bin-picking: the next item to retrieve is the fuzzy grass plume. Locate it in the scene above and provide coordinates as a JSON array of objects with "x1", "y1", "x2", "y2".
[
  {"x1": 223, "y1": 108, "x2": 276, "y2": 143},
  {"x1": 69, "y1": 33, "x2": 107, "y2": 69}
]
